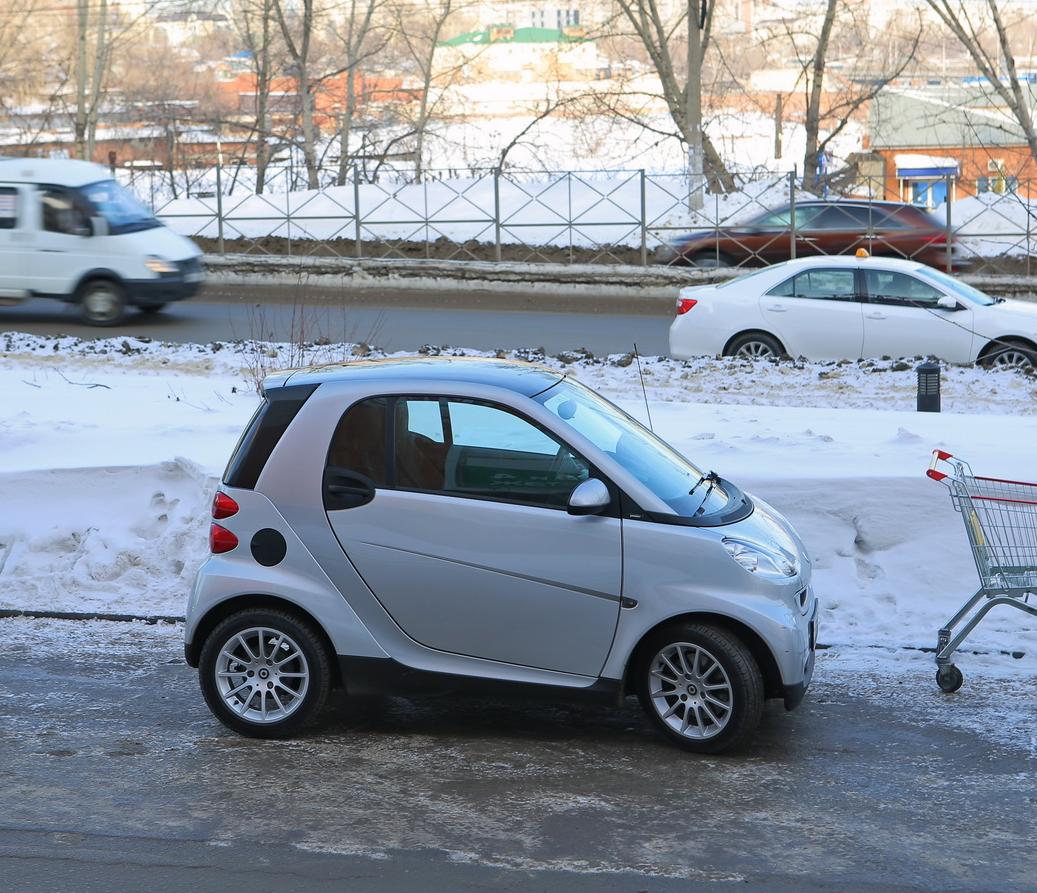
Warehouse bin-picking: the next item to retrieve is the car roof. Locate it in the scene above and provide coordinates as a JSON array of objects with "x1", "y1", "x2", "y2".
[
  {"x1": 0, "y1": 157, "x2": 111, "y2": 186},
  {"x1": 271, "y1": 356, "x2": 564, "y2": 397},
  {"x1": 756, "y1": 255, "x2": 930, "y2": 273}
]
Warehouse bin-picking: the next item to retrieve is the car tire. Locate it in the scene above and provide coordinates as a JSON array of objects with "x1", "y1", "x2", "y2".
[
  {"x1": 137, "y1": 302, "x2": 167, "y2": 314},
  {"x1": 199, "y1": 608, "x2": 332, "y2": 738},
  {"x1": 981, "y1": 341, "x2": 1036, "y2": 373},
  {"x1": 78, "y1": 279, "x2": 127, "y2": 326},
  {"x1": 637, "y1": 623, "x2": 764, "y2": 754},
  {"x1": 726, "y1": 331, "x2": 784, "y2": 360},
  {"x1": 688, "y1": 251, "x2": 734, "y2": 269}
]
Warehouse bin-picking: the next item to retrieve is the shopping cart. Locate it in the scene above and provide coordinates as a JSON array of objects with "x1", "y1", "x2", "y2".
[{"x1": 927, "y1": 450, "x2": 1037, "y2": 692}]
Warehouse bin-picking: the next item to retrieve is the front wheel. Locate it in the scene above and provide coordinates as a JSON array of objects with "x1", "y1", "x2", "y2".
[
  {"x1": 982, "y1": 343, "x2": 1036, "y2": 373},
  {"x1": 198, "y1": 608, "x2": 332, "y2": 737},
  {"x1": 78, "y1": 279, "x2": 127, "y2": 326},
  {"x1": 637, "y1": 623, "x2": 764, "y2": 754}
]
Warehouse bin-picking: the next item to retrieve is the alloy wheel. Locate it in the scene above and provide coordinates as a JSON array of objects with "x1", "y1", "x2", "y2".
[
  {"x1": 734, "y1": 341, "x2": 776, "y2": 359},
  {"x1": 648, "y1": 642, "x2": 734, "y2": 740},
  {"x1": 214, "y1": 626, "x2": 310, "y2": 724},
  {"x1": 990, "y1": 348, "x2": 1034, "y2": 373}
]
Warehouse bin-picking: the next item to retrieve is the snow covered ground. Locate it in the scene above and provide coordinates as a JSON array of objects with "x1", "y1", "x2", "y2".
[{"x1": 2, "y1": 332, "x2": 1036, "y2": 681}]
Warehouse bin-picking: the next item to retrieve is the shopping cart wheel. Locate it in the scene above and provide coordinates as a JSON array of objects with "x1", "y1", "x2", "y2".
[{"x1": 936, "y1": 664, "x2": 964, "y2": 693}]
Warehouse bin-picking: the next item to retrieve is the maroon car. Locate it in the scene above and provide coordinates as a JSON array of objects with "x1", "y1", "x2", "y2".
[{"x1": 667, "y1": 200, "x2": 956, "y2": 269}]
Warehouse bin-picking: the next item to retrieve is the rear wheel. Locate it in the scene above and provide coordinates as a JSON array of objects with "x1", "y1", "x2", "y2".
[
  {"x1": 78, "y1": 279, "x2": 127, "y2": 326},
  {"x1": 637, "y1": 623, "x2": 764, "y2": 754},
  {"x1": 688, "y1": 250, "x2": 734, "y2": 269},
  {"x1": 726, "y1": 331, "x2": 784, "y2": 360},
  {"x1": 199, "y1": 608, "x2": 332, "y2": 737}
]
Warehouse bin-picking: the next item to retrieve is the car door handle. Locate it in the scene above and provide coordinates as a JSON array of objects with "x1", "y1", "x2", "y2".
[
  {"x1": 865, "y1": 311, "x2": 887, "y2": 320},
  {"x1": 765, "y1": 304, "x2": 787, "y2": 312},
  {"x1": 798, "y1": 236, "x2": 818, "y2": 243},
  {"x1": 323, "y1": 466, "x2": 375, "y2": 510}
]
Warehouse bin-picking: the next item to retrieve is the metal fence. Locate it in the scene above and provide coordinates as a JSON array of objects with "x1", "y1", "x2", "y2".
[{"x1": 124, "y1": 163, "x2": 1037, "y2": 275}]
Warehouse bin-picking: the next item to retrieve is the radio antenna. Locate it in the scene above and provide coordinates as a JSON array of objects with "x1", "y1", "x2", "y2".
[{"x1": 633, "y1": 343, "x2": 654, "y2": 432}]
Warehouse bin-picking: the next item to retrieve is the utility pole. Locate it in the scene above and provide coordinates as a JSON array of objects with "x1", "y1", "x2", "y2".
[{"x1": 686, "y1": 0, "x2": 705, "y2": 210}]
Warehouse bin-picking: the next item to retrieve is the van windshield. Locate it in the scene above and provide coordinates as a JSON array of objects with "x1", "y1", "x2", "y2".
[{"x1": 78, "y1": 179, "x2": 159, "y2": 235}]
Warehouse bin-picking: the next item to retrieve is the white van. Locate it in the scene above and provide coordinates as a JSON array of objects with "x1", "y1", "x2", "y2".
[{"x1": 0, "y1": 157, "x2": 204, "y2": 325}]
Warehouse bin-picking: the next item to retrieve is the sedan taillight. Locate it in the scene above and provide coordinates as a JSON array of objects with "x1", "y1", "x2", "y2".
[
  {"x1": 210, "y1": 523, "x2": 239, "y2": 554},
  {"x1": 676, "y1": 298, "x2": 698, "y2": 315}
]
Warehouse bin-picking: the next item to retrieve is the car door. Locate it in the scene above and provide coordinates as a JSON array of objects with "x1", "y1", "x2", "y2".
[
  {"x1": 861, "y1": 268, "x2": 974, "y2": 362},
  {"x1": 795, "y1": 204, "x2": 869, "y2": 259},
  {"x1": 760, "y1": 266, "x2": 865, "y2": 359},
  {"x1": 323, "y1": 395, "x2": 623, "y2": 677},
  {"x1": 0, "y1": 185, "x2": 27, "y2": 296},
  {"x1": 24, "y1": 185, "x2": 95, "y2": 296}
]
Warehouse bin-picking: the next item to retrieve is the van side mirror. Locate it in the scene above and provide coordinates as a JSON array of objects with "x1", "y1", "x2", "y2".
[
  {"x1": 90, "y1": 216, "x2": 109, "y2": 237},
  {"x1": 567, "y1": 478, "x2": 610, "y2": 516},
  {"x1": 937, "y1": 295, "x2": 960, "y2": 311}
]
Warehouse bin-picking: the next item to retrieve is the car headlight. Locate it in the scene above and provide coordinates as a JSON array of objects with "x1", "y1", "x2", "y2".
[
  {"x1": 145, "y1": 256, "x2": 177, "y2": 274},
  {"x1": 722, "y1": 537, "x2": 798, "y2": 578}
]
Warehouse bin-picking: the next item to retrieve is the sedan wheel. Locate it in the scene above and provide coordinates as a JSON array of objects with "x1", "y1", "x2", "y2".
[
  {"x1": 726, "y1": 332, "x2": 784, "y2": 360},
  {"x1": 637, "y1": 623, "x2": 764, "y2": 753},
  {"x1": 988, "y1": 346, "x2": 1035, "y2": 373},
  {"x1": 199, "y1": 609, "x2": 332, "y2": 737}
]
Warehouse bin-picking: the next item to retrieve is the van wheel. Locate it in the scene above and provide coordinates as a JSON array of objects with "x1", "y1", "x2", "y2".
[
  {"x1": 199, "y1": 608, "x2": 332, "y2": 738},
  {"x1": 137, "y1": 302, "x2": 167, "y2": 314},
  {"x1": 79, "y1": 280, "x2": 127, "y2": 326},
  {"x1": 637, "y1": 623, "x2": 764, "y2": 754}
]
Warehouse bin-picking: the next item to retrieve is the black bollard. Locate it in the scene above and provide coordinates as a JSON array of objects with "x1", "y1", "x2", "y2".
[{"x1": 916, "y1": 360, "x2": 941, "y2": 412}]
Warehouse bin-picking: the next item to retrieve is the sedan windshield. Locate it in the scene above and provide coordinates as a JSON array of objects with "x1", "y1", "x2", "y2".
[
  {"x1": 918, "y1": 267, "x2": 996, "y2": 306},
  {"x1": 535, "y1": 378, "x2": 729, "y2": 517},
  {"x1": 78, "y1": 179, "x2": 159, "y2": 235}
]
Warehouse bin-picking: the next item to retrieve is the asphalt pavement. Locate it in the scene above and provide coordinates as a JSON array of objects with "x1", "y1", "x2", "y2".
[
  {"x1": 2, "y1": 618, "x2": 1035, "y2": 892},
  {"x1": 0, "y1": 282, "x2": 674, "y2": 356}
]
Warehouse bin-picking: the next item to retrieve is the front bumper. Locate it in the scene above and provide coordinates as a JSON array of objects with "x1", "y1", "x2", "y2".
[{"x1": 783, "y1": 598, "x2": 818, "y2": 710}]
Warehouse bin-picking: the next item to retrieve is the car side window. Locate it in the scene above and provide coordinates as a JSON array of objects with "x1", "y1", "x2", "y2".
[
  {"x1": 40, "y1": 186, "x2": 90, "y2": 236},
  {"x1": 805, "y1": 205, "x2": 870, "y2": 231},
  {"x1": 864, "y1": 270, "x2": 945, "y2": 307},
  {"x1": 393, "y1": 398, "x2": 590, "y2": 509},
  {"x1": 0, "y1": 187, "x2": 17, "y2": 229},
  {"x1": 768, "y1": 268, "x2": 857, "y2": 301},
  {"x1": 326, "y1": 397, "x2": 390, "y2": 486}
]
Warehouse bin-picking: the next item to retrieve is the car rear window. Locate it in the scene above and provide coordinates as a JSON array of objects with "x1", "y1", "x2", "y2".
[{"x1": 224, "y1": 384, "x2": 318, "y2": 489}]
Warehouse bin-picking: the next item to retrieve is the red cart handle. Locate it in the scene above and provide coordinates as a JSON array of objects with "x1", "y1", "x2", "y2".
[{"x1": 927, "y1": 449, "x2": 954, "y2": 482}]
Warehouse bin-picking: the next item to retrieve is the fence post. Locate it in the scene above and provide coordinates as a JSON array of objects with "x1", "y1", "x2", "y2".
[
  {"x1": 493, "y1": 168, "x2": 502, "y2": 262},
  {"x1": 214, "y1": 141, "x2": 225, "y2": 256},
  {"x1": 945, "y1": 173, "x2": 953, "y2": 274},
  {"x1": 639, "y1": 169, "x2": 647, "y2": 266},
  {"x1": 788, "y1": 171, "x2": 797, "y2": 260},
  {"x1": 353, "y1": 163, "x2": 362, "y2": 258}
]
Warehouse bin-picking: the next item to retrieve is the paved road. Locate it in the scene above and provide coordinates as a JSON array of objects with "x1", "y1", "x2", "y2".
[
  {"x1": 0, "y1": 283, "x2": 674, "y2": 356},
  {"x1": 2, "y1": 618, "x2": 1035, "y2": 892}
]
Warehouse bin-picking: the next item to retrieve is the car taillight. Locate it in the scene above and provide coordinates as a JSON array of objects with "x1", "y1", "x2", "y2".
[
  {"x1": 210, "y1": 523, "x2": 239, "y2": 554},
  {"x1": 212, "y1": 491, "x2": 239, "y2": 519},
  {"x1": 676, "y1": 298, "x2": 698, "y2": 315}
]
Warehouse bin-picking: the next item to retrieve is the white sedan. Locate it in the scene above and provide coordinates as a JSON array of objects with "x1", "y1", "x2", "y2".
[{"x1": 668, "y1": 256, "x2": 1037, "y2": 370}]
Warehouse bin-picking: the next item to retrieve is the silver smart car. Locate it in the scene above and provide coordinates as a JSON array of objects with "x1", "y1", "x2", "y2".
[{"x1": 186, "y1": 358, "x2": 817, "y2": 753}]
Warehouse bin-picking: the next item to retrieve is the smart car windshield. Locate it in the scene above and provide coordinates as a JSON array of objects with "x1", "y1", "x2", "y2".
[
  {"x1": 78, "y1": 179, "x2": 159, "y2": 235},
  {"x1": 535, "y1": 378, "x2": 729, "y2": 517}
]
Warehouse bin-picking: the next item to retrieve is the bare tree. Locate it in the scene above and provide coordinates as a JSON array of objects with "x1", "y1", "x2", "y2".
[
  {"x1": 610, "y1": 0, "x2": 732, "y2": 199},
  {"x1": 273, "y1": 0, "x2": 323, "y2": 188},
  {"x1": 796, "y1": 2, "x2": 921, "y2": 188},
  {"x1": 926, "y1": 0, "x2": 1037, "y2": 162},
  {"x1": 389, "y1": 0, "x2": 462, "y2": 181},
  {"x1": 331, "y1": 0, "x2": 388, "y2": 185},
  {"x1": 231, "y1": 0, "x2": 282, "y2": 193}
]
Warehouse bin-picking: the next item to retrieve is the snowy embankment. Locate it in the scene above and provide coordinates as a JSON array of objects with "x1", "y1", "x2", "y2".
[{"x1": 2, "y1": 333, "x2": 1036, "y2": 674}]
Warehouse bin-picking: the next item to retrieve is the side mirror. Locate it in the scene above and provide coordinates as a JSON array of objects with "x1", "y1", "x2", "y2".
[
  {"x1": 567, "y1": 478, "x2": 610, "y2": 516},
  {"x1": 937, "y1": 295, "x2": 960, "y2": 311},
  {"x1": 90, "y1": 216, "x2": 109, "y2": 237}
]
